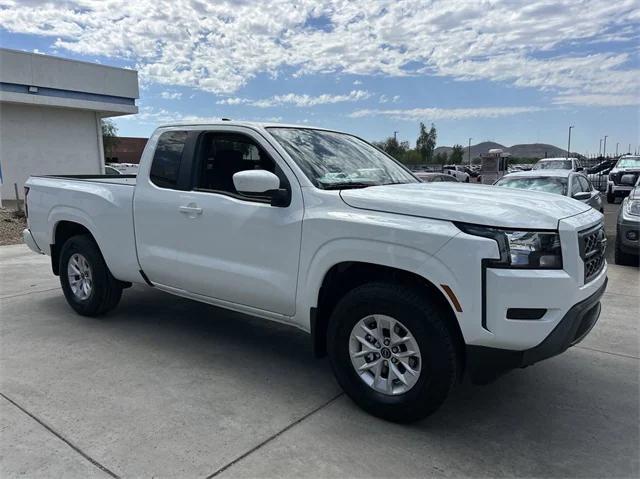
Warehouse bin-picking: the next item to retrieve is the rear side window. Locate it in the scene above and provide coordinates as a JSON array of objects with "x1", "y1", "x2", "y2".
[{"x1": 150, "y1": 131, "x2": 188, "y2": 188}]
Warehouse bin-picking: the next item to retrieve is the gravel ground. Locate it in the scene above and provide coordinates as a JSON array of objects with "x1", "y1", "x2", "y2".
[{"x1": 0, "y1": 208, "x2": 26, "y2": 245}]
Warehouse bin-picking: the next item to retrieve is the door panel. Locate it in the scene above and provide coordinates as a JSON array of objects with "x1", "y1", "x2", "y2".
[
  {"x1": 173, "y1": 190, "x2": 302, "y2": 315},
  {"x1": 135, "y1": 127, "x2": 303, "y2": 316},
  {"x1": 135, "y1": 129, "x2": 195, "y2": 287}
]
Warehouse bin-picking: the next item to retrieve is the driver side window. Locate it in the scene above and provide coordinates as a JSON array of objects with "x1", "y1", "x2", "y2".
[
  {"x1": 570, "y1": 176, "x2": 581, "y2": 196},
  {"x1": 577, "y1": 176, "x2": 590, "y2": 192},
  {"x1": 193, "y1": 132, "x2": 279, "y2": 200}
]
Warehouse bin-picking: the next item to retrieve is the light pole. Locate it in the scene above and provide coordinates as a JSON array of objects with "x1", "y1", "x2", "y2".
[
  {"x1": 615, "y1": 142, "x2": 619, "y2": 156},
  {"x1": 599, "y1": 138, "x2": 602, "y2": 156},
  {"x1": 567, "y1": 126, "x2": 574, "y2": 160},
  {"x1": 603, "y1": 135, "x2": 608, "y2": 157},
  {"x1": 393, "y1": 131, "x2": 398, "y2": 142},
  {"x1": 468, "y1": 137, "x2": 472, "y2": 166}
]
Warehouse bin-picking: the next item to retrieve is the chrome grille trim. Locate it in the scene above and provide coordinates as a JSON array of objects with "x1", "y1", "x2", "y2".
[{"x1": 578, "y1": 223, "x2": 606, "y2": 284}]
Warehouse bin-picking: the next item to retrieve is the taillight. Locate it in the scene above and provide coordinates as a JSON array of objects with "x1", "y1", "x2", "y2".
[{"x1": 24, "y1": 186, "x2": 30, "y2": 218}]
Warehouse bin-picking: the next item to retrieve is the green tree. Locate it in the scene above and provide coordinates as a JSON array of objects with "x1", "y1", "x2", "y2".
[
  {"x1": 101, "y1": 119, "x2": 120, "y2": 160},
  {"x1": 449, "y1": 144, "x2": 464, "y2": 163},
  {"x1": 373, "y1": 136, "x2": 410, "y2": 161},
  {"x1": 435, "y1": 151, "x2": 448, "y2": 164},
  {"x1": 416, "y1": 122, "x2": 437, "y2": 163}
]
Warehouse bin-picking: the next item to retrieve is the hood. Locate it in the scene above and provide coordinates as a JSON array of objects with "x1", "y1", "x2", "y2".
[{"x1": 339, "y1": 183, "x2": 591, "y2": 230}]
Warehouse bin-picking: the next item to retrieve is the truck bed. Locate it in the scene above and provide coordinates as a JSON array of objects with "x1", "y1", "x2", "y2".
[{"x1": 25, "y1": 174, "x2": 140, "y2": 283}]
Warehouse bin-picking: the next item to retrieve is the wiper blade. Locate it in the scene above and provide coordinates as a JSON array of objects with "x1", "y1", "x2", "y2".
[{"x1": 321, "y1": 182, "x2": 375, "y2": 190}]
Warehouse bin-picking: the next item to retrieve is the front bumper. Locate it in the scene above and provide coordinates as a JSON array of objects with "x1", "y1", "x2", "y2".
[
  {"x1": 610, "y1": 183, "x2": 633, "y2": 196},
  {"x1": 617, "y1": 216, "x2": 640, "y2": 255},
  {"x1": 467, "y1": 278, "x2": 607, "y2": 384}
]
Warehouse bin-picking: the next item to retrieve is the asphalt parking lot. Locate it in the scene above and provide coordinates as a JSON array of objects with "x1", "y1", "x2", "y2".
[{"x1": 1, "y1": 202, "x2": 638, "y2": 478}]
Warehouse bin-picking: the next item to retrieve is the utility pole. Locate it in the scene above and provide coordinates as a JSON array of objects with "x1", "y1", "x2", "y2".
[
  {"x1": 567, "y1": 126, "x2": 574, "y2": 160},
  {"x1": 615, "y1": 142, "x2": 619, "y2": 156},
  {"x1": 468, "y1": 137, "x2": 472, "y2": 166},
  {"x1": 628, "y1": 143, "x2": 631, "y2": 154},
  {"x1": 598, "y1": 138, "x2": 602, "y2": 156},
  {"x1": 603, "y1": 135, "x2": 608, "y2": 157},
  {"x1": 393, "y1": 131, "x2": 398, "y2": 142}
]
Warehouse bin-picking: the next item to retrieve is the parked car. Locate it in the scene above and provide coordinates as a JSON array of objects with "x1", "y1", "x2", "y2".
[
  {"x1": 532, "y1": 157, "x2": 583, "y2": 171},
  {"x1": 607, "y1": 155, "x2": 640, "y2": 203},
  {"x1": 107, "y1": 162, "x2": 140, "y2": 175},
  {"x1": 494, "y1": 170, "x2": 603, "y2": 212},
  {"x1": 23, "y1": 121, "x2": 607, "y2": 423},
  {"x1": 587, "y1": 168, "x2": 612, "y2": 192},
  {"x1": 615, "y1": 175, "x2": 640, "y2": 265},
  {"x1": 414, "y1": 172, "x2": 459, "y2": 183},
  {"x1": 442, "y1": 165, "x2": 470, "y2": 182}
]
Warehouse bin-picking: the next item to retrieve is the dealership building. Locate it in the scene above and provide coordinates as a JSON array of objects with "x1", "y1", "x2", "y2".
[{"x1": 0, "y1": 48, "x2": 138, "y2": 201}]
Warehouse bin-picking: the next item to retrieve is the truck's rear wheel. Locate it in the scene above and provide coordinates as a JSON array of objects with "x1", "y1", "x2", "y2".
[
  {"x1": 59, "y1": 235, "x2": 122, "y2": 316},
  {"x1": 327, "y1": 282, "x2": 458, "y2": 423}
]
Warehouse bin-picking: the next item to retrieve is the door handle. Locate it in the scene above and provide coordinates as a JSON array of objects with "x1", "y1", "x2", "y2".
[{"x1": 179, "y1": 205, "x2": 203, "y2": 215}]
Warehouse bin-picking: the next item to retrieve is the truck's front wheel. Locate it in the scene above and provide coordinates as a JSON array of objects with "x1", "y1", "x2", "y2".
[
  {"x1": 59, "y1": 235, "x2": 122, "y2": 316},
  {"x1": 327, "y1": 283, "x2": 458, "y2": 423}
]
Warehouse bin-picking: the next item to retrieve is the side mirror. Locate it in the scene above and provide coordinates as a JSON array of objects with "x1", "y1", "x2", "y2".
[
  {"x1": 620, "y1": 174, "x2": 636, "y2": 186},
  {"x1": 232, "y1": 170, "x2": 290, "y2": 207},
  {"x1": 576, "y1": 167, "x2": 583, "y2": 172},
  {"x1": 572, "y1": 192, "x2": 591, "y2": 201},
  {"x1": 233, "y1": 170, "x2": 280, "y2": 194}
]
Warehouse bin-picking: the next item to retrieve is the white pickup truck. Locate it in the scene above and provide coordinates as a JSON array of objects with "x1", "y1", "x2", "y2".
[{"x1": 23, "y1": 121, "x2": 607, "y2": 422}]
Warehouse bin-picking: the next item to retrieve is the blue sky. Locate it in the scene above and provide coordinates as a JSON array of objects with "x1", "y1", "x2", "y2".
[{"x1": 1, "y1": 0, "x2": 638, "y2": 154}]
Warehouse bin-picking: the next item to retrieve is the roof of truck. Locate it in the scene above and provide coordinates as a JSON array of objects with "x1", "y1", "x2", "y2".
[{"x1": 157, "y1": 119, "x2": 339, "y2": 132}]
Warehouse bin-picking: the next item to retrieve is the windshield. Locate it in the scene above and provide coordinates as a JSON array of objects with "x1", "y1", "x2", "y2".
[
  {"x1": 267, "y1": 128, "x2": 418, "y2": 189},
  {"x1": 495, "y1": 176, "x2": 567, "y2": 195},
  {"x1": 533, "y1": 160, "x2": 572, "y2": 170},
  {"x1": 617, "y1": 157, "x2": 640, "y2": 168}
]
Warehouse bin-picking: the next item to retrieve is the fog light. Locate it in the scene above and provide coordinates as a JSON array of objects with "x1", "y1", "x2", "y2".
[{"x1": 626, "y1": 231, "x2": 639, "y2": 241}]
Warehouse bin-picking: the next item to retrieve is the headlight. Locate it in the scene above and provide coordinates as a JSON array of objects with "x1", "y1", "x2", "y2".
[
  {"x1": 456, "y1": 223, "x2": 563, "y2": 269},
  {"x1": 625, "y1": 199, "x2": 640, "y2": 217}
]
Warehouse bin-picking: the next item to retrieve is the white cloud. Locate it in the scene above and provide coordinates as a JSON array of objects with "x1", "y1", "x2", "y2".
[
  {"x1": 379, "y1": 94, "x2": 400, "y2": 104},
  {"x1": 217, "y1": 90, "x2": 371, "y2": 108},
  {"x1": 349, "y1": 106, "x2": 545, "y2": 121},
  {"x1": 160, "y1": 91, "x2": 182, "y2": 100},
  {"x1": 216, "y1": 97, "x2": 251, "y2": 106},
  {"x1": 552, "y1": 94, "x2": 639, "y2": 107},
  {"x1": 0, "y1": 0, "x2": 637, "y2": 105},
  {"x1": 353, "y1": 80, "x2": 363, "y2": 85}
]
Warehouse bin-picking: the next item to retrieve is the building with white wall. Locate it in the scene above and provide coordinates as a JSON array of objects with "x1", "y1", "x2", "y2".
[{"x1": 0, "y1": 48, "x2": 138, "y2": 201}]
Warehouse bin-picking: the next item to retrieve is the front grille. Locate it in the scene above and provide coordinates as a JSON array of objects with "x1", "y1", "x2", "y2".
[
  {"x1": 611, "y1": 171, "x2": 639, "y2": 186},
  {"x1": 578, "y1": 223, "x2": 606, "y2": 283}
]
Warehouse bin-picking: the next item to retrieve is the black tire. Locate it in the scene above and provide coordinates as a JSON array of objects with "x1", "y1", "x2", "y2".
[
  {"x1": 59, "y1": 235, "x2": 122, "y2": 316},
  {"x1": 327, "y1": 282, "x2": 458, "y2": 423}
]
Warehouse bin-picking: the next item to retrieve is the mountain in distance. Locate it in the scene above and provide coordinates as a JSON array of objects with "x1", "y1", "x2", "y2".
[{"x1": 434, "y1": 141, "x2": 575, "y2": 160}]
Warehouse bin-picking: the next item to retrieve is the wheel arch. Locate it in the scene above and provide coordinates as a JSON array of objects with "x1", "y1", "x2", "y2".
[
  {"x1": 50, "y1": 220, "x2": 97, "y2": 276},
  {"x1": 311, "y1": 261, "x2": 465, "y2": 375}
]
